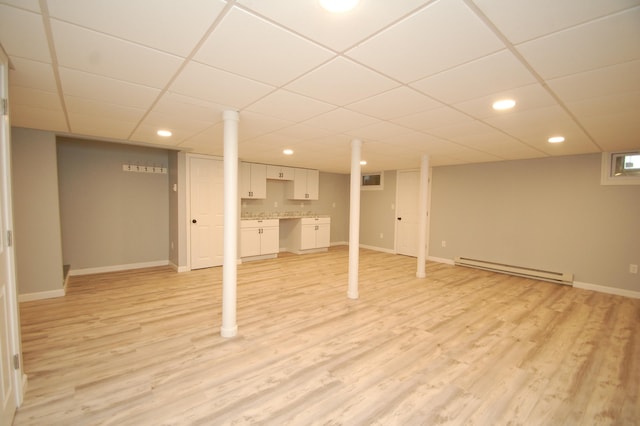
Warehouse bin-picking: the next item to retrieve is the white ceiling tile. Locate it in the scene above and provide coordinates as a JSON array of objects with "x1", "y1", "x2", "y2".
[
  {"x1": 170, "y1": 61, "x2": 275, "y2": 109},
  {"x1": 269, "y1": 123, "x2": 333, "y2": 141},
  {"x1": 178, "y1": 123, "x2": 225, "y2": 156},
  {"x1": 411, "y1": 50, "x2": 536, "y2": 104},
  {"x1": 285, "y1": 57, "x2": 398, "y2": 106},
  {"x1": 345, "y1": 121, "x2": 414, "y2": 142},
  {"x1": 391, "y1": 106, "x2": 473, "y2": 133},
  {"x1": 8, "y1": 57, "x2": 57, "y2": 91},
  {"x1": 59, "y1": 67, "x2": 160, "y2": 109},
  {"x1": 245, "y1": 90, "x2": 335, "y2": 122},
  {"x1": 454, "y1": 83, "x2": 557, "y2": 119},
  {"x1": 236, "y1": 0, "x2": 432, "y2": 52},
  {"x1": 346, "y1": 86, "x2": 441, "y2": 120},
  {"x1": 0, "y1": 0, "x2": 40, "y2": 12},
  {"x1": 516, "y1": 7, "x2": 640, "y2": 79},
  {"x1": 346, "y1": 0, "x2": 504, "y2": 83},
  {"x1": 65, "y1": 96, "x2": 145, "y2": 123},
  {"x1": 472, "y1": 0, "x2": 640, "y2": 44},
  {"x1": 0, "y1": 4, "x2": 50, "y2": 62},
  {"x1": 484, "y1": 105, "x2": 600, "y2": 155},
  {"x1": 195, "y1": 7, "x2": 334, "y2": 86},
  {"x1": 301, "y1": 108, "x2": 379, "y2": 133},
  {"x1": 152, "y1": 92, "x2": 227, "y2": 124},
  {"x1": 46, "y1": 0, "x2": 227, "y2": 57},
  {"x1": 568, "y1": 90, "x2": 640, "y2": 119},
  {"x1": 67, "y1": 113, "x2": 138, "y2": 141},
  {"x1": 9, "y1": 104, "x2": 68, "y2": 132},
  {"x1": 548, "y1": 60, "x2": 640, "y2": 103},
  {"x1": 237, "y1": 111, "x2": 294, "y2": 142},
  {"x1": 51, "y1": 20, "x2": 183, "y2": 89},
  {"x1": 9, "y1": 85, "x2": 60, "y2": 111}
]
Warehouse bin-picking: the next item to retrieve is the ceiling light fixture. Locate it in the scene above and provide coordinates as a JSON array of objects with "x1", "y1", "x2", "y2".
[
  {"x1": 283, "y1": 149, "x2": 294, "y2": 155},
  {"x1": 548, "y1": 136, "x2": 565, "y2": 143},
  {"x1": 360, "y1": 160, "x2": 367, "y2": 165},
  {"x1": 492, "y1": 99, "x2": 516, "y2": 110},
  {"x1": 157, "y1": 129, "x2": 172, "y2": 137},
  {"x1": 319, "y1": 0, "x2": 359, "y2": 13}
]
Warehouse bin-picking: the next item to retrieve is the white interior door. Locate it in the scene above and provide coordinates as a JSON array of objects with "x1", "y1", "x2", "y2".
[
  {"x1": 0, "y1": 50, "x2": 19, "y2": 426},
  {"x1": 396, "y1": 170, "x2": 420, "y2": 257},
  {"x1": 189, "y1": 156, "x2": 224, "y2": 269}
]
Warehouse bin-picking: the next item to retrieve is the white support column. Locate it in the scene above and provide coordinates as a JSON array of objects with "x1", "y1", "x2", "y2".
[
  {"x1": 416, "y1": 154, "x2": 430, "y2": 278},
  {"x1": 221, "y1": 110, "x2": 239, "y2": 338},
  {"x1": 348, "y1": 139, "x2": 362, "y2": 299}
]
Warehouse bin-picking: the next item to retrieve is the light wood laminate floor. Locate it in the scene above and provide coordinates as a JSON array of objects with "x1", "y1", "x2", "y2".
[{"x1": 14, "y1": 247, "x2": 640, "y2": 425}]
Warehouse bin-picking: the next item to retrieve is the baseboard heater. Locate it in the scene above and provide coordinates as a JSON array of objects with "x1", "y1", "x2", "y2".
[{"x1": 454, "y1": 257, "x2": 573, "y2": 285}]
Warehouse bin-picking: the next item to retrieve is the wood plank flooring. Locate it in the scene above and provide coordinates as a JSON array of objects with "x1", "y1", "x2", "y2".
[{"x1": 13, "y1": 247, "x2": 640, "y2": 425}]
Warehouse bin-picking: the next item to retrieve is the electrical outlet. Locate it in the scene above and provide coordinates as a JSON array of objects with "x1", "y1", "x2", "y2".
[
  {"x1": 379, "y1": 233, "x2": 384, "y2": 239},
  {"x1": 441, "y1": 240, "x2": 446, "y2": 247},
  {"x1": 630, "y1": 264, "x2": 638, "y2": 274},
  {"x1": 274, "y1": 201, "x2": 278, "y2": 208}
]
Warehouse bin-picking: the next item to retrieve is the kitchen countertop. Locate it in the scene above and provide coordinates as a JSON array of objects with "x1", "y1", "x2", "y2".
[{"x1": 241, "y1": 214, "x2": 330, "y2": 220}]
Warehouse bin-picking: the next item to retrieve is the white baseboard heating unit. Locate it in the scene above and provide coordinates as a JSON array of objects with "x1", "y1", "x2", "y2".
[{"x1": 454, "y1": 257, "x2": 573, "y2": 285}]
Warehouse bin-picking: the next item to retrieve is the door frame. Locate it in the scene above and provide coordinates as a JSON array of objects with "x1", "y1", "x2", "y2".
[
  {"x1": 0, "y1": 46, "x2": 25, "y2": 419},
  {"x1": 394, "y1": 168, "x2": 432, "y2": 257},
  {"x1": 185, "y1": 153, "x2": 224, "y2": 271}
]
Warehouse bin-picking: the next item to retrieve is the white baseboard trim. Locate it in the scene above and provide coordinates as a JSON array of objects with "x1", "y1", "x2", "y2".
[
  {"x1": 573, "y1": 281, "x2": 640, "y2": 299},
  {"x1": 169, "y1": 262, "x2": 190, "y2": 273},
  {"x1": 69, "y1": 260, "x2": 169, "y2": 276},
  {"x1": 427, "y1": 256, "x2": 455, "y2": 265},
  {"x1": 359, "y1": 244, "x2": 395, "y2": 254},
  {"x1": 19, "y1": 288, "x2": 65, "y2": 302}
]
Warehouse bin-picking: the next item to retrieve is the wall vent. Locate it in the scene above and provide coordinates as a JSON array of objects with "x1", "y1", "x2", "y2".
[{"x1": 454, "y1": 257, "x2": 573, "y2": 285}]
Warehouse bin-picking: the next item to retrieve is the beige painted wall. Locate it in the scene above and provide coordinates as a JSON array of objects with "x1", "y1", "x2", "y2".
[
  {"x1": 57, "y1": 138, "x2": 169, "y2": 272},
  {"x1": 428, "y1": 154, "x2": 640, "y2": 292},
  {"x1": 11, "y1": 127, "x2": 64, "y2": 295}
]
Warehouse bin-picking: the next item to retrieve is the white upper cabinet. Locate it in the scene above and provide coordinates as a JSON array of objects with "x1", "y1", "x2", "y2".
[
  {"x1": 240, "y1": 162, "x2": 266, "y2": 199},
  {"x1": 288, "y1": 168, "x2": 319, "y2": 200},
  {"x1": 266, "y1": 165, "x2": 294, "y2": 181}
]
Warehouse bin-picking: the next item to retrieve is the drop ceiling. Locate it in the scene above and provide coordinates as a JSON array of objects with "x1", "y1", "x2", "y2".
[{"x1": 1, "y1": 0, "x2": 638, "y2": 173}]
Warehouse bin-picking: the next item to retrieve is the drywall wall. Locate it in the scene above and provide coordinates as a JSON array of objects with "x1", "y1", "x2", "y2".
[
  {"x1": 168, "y1": 151, "x2": 187, "y2": 270},
  {"x1": 11, "y1": 127, "x2": 64, "y2": 296},
  {"x1": 360, "y1": 170, "x2": 397, "y2": 251},
  {"x1": 429, "y1": 153, "x2": 640, "y2": 293},
  {"x1": 57, "y1": 138, "x2": 170, "y2": 272},
  {"x1": 241, "y1": 171, "x2": 350, "y2": 243}
]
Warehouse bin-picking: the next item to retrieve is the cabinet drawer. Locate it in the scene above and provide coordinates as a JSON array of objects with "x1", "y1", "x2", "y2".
[
  {"x1": 241, "y1": 219, "x2": 279, "y2": 228},
  {"x1": 300, "y1": 217, "x2": 330, "y2": 226}
]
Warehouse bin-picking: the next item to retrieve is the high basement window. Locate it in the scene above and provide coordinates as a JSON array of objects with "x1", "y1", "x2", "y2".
[{"x1": 601, "y1": 152, "x2": 640, "y2": 185}]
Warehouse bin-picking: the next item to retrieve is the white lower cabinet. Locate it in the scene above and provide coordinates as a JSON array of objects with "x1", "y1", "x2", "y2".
[
  {"x1": 281, "y1": 217, "x2": 330, "y2": 253},
  {"x1": 240, "y1": 219, "x2": 279, "y2": 259},
  {"x1": 300, "y1": 218, "x2": 330, "y2": 250}
]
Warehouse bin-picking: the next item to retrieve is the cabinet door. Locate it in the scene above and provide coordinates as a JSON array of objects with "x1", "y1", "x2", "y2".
[
  {"x1": 306, "y1": 169, "x2": 319, "y2": 200},
  {"x1": 266, "y1": 165, "x2": 294, "y2": 181},
  {"x1": 239, "y1": 162, "x2": 252, "y2": 199},
  {"x1": 260, "y1": 226, "x2": 280, "y2": 255},
  {"x1": 300, "y1": 224, "x2": 317, "y2": 250},
  {"x1": 240, "y1": 227, "x2": 261, "y2": 257},
  {"x1": 250, "y1": 163, "x2": 267, "y2": 198},
  {"x1": 315, "y1": 223, "x2": 331, "y2": 248}
]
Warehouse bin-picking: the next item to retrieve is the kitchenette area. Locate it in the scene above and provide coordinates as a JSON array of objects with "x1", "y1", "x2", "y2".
[{"x1": 239, "y1": 161, "x2": 339, "y2": 263}]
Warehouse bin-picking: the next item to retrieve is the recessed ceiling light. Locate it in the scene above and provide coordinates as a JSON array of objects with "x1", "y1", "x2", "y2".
[
  {"x1": 283, "y1": 149, "x2": 294, "y2": 155},
  {"x1": 319, "y1": 0, "x2": 359, "y2": 13},
  {"x1": 360, "y1": 160, "x2": 367, "y2": 165},
  {"x1": 492, "y1": 99, "x2": 516, "y2": 110},
  {"x1": 548, "y1": 136, "x2": 565, "y2": 143},
  {"x1": 157, "y1": 129, "x2": 172, "y2": 137}
]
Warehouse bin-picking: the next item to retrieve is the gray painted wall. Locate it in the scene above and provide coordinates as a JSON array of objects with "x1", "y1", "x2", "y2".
[
  {"x1": 360, "y1": 170, "x2": 397, "y2": 251},
  {"x1": 57, "y1": 138, "x2": 169, "y2": 271},
  {"x1": 11, "y1": 128, "x2": 64, "y2": 295},
  {"x1": 241, "y1": 171, "x2": 350, "y2": 243},
  {"x1": 428, "y1": 153, "x2": 640, "y2": 292}
]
